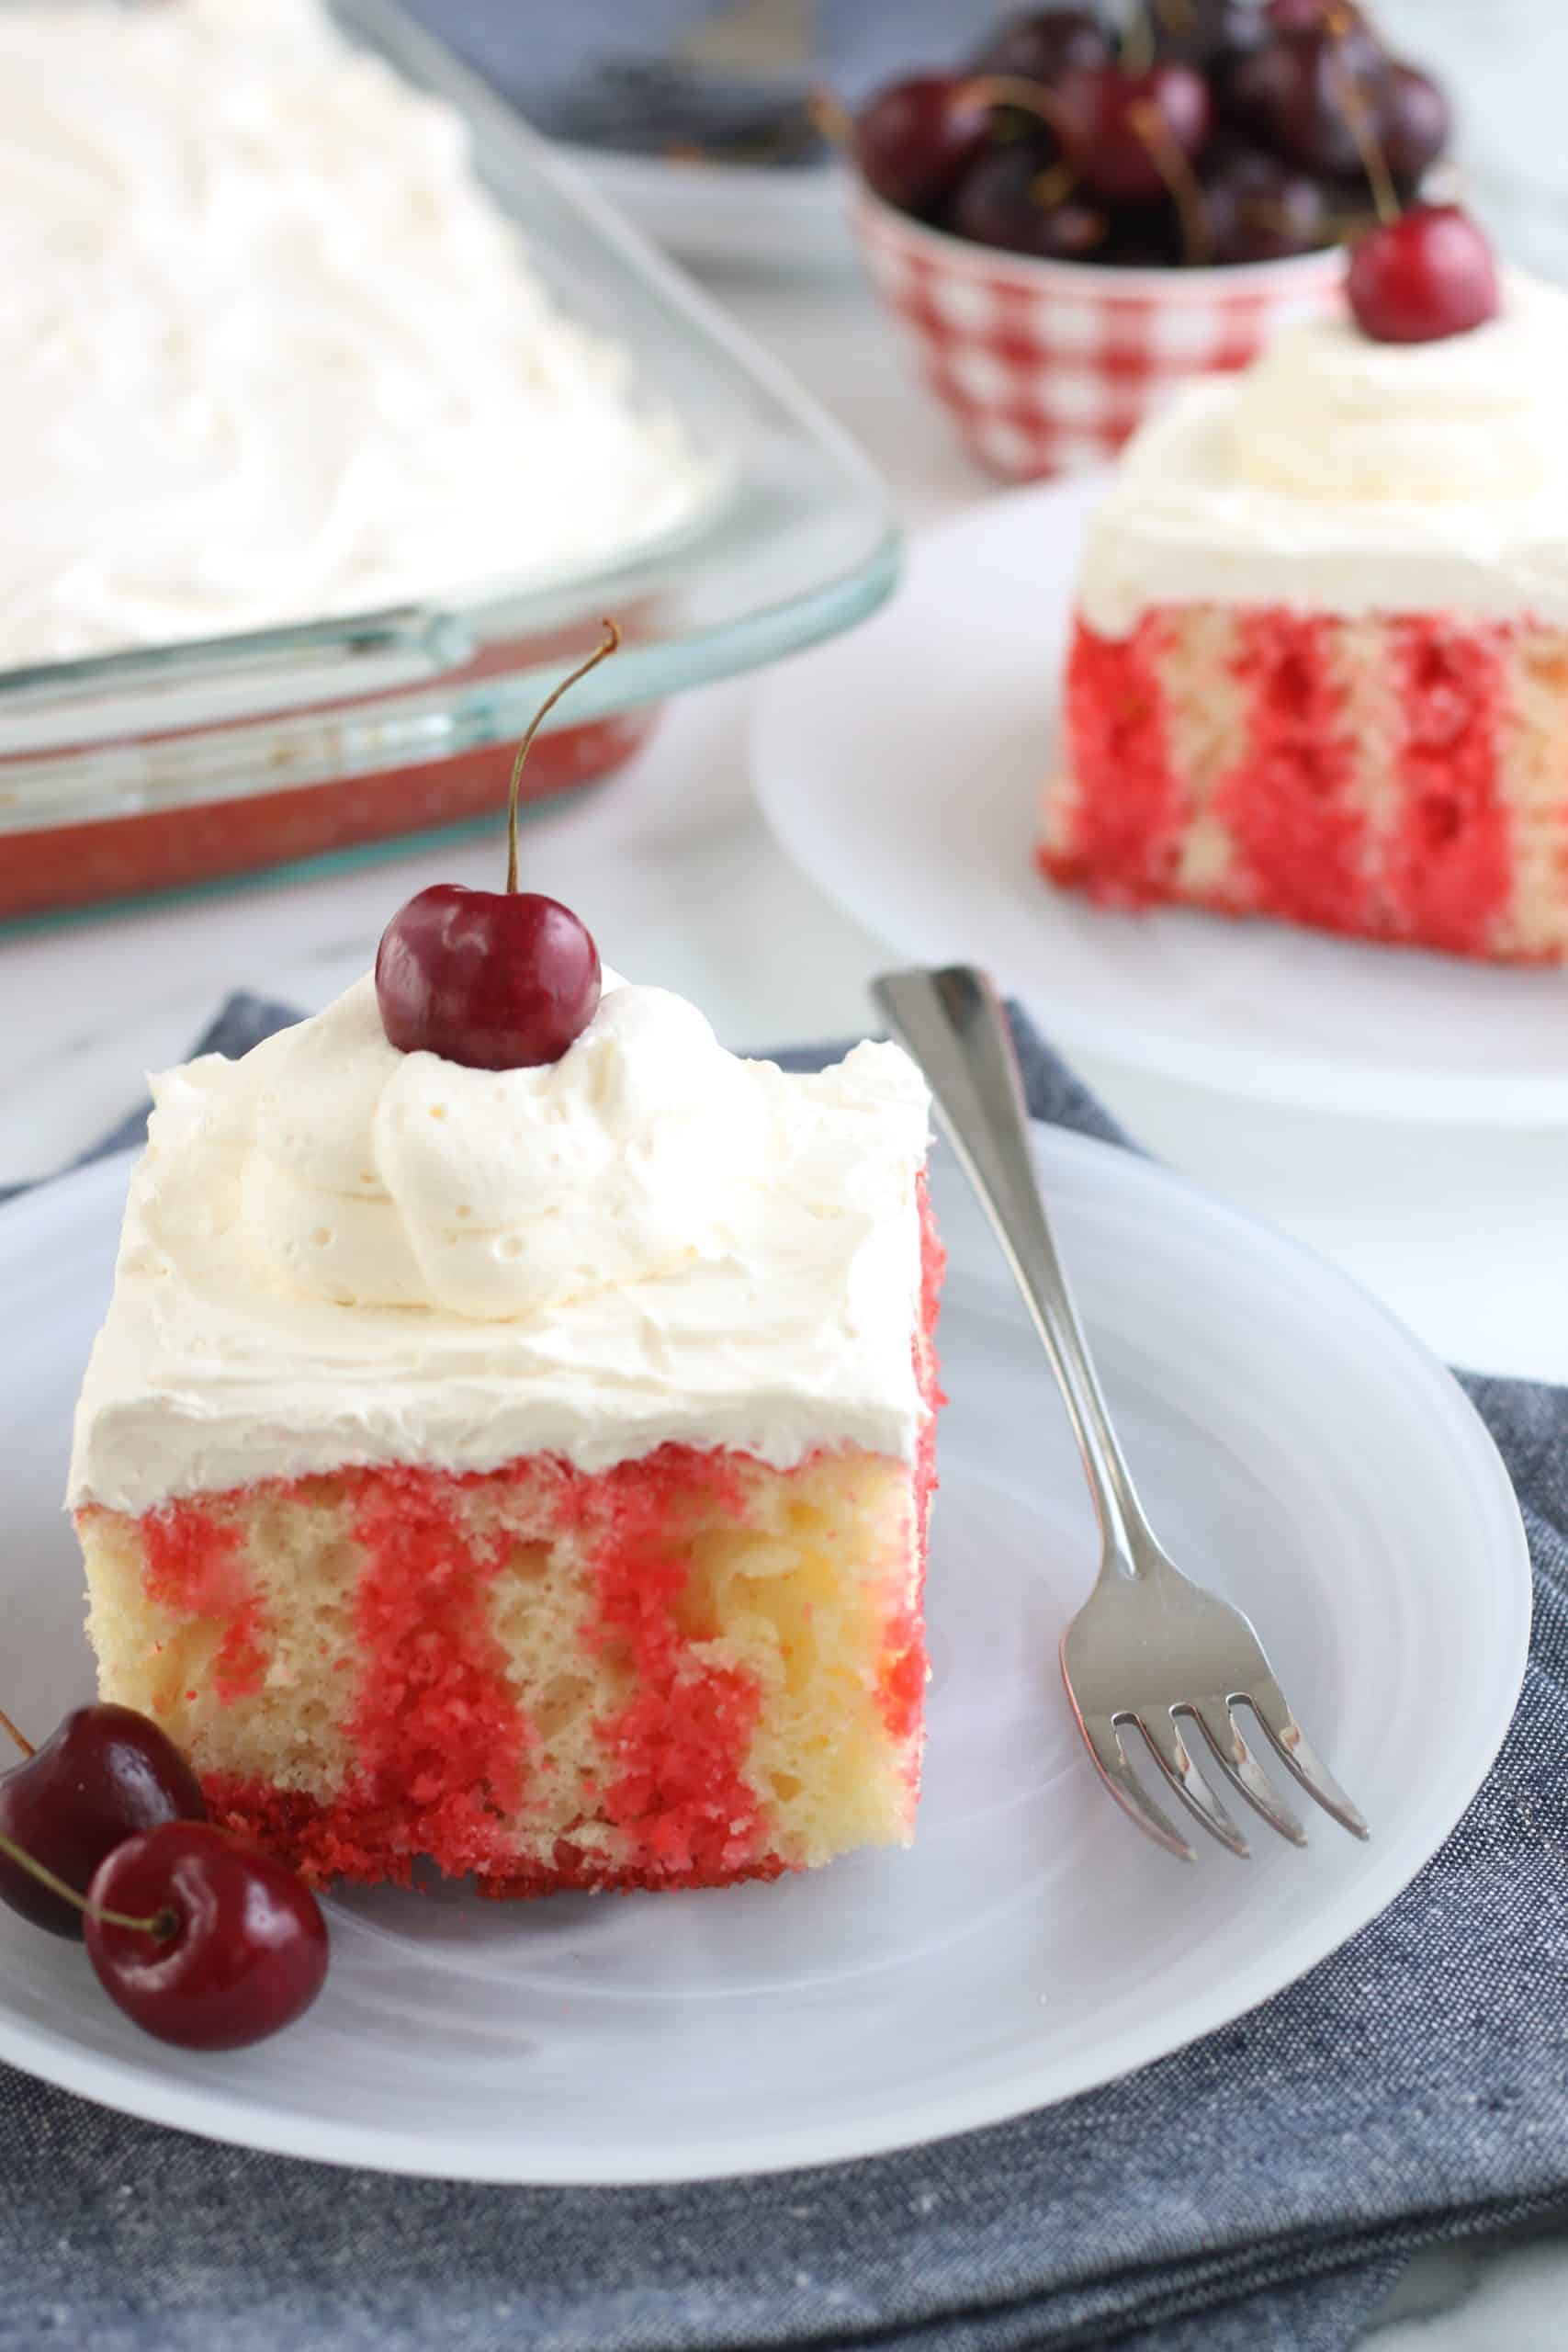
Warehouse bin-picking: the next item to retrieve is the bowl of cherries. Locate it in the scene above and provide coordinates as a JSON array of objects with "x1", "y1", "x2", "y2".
[{"x1": 847, "y1": 0, "x2": 1452, "y2": 480}]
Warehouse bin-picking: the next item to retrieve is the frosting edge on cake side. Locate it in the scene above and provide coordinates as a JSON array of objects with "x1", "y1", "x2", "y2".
[
  {"x1": 68, "y1": 974, "x2": 933, "y2": 1515},
  {"x1": 1074, "y1": 269, "x2": 1568, "y2": 639}
]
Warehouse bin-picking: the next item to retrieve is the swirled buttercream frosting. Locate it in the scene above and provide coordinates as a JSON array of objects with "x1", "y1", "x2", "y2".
[
  {"x1": 1075, "y1": 271, "x2": 1568, "y2": 635},
  {"x1": 69, "y1": 976, "x2": 932, "y2": 1513}
]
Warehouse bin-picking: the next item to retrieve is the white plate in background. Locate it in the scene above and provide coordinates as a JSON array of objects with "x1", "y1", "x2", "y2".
[
  {"x1": 0, "y1": 1132, "x2": 1527, "y2": 2179},
  {"x1": 752, "y1": 474, "x2": 1568, "y2": 1125}
]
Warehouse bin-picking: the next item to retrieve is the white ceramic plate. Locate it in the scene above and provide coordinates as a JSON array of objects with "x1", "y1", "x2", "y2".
[
  {"x1": 559, "y1": 145, "x2": 851, "y2": 269},
  {"x1": 0, "y1": 1136, "x2": 1528, "y2": 2182},
  {"x1": 752, "y1": 475, "x2": 1568, "y2": 1125}
]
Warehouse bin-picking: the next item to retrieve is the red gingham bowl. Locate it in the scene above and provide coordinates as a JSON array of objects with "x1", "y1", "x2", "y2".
[{"x1": 852, "y1": 184, "x2": 1344, "y2": 481}]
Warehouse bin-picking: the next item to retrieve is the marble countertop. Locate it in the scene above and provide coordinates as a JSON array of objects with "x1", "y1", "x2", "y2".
[{"x1": 6, "y1": 4, "x2": 1568, "y2": 2340}]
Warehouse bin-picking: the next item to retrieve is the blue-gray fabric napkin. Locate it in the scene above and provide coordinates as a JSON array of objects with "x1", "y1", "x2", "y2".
[{"x1": 3, "y1": 993, "x2": 1566, "y2": 2352}]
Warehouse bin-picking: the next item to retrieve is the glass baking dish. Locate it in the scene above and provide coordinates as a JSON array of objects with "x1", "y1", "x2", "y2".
[{"x1": 0, "y1": 0, "x2": 898, "y2": 923}]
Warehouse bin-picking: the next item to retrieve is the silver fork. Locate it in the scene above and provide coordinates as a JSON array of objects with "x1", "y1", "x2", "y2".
[{"x1": 873, "y1": 965, "x2": 1369, "y2": 1863}]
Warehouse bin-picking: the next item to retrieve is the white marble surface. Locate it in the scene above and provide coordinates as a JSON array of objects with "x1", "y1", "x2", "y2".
[{"x1": 6, "y1": 4, "x2": 1568, "y2": 2340}]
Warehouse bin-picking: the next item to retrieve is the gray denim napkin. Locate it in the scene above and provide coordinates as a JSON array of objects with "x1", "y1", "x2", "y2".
[{"x1": 2, "y1": 991, "x2": 1565, "y2": 2352}]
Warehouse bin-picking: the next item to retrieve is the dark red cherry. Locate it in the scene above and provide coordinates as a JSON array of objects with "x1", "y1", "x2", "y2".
[
  {"x1": 1098, "y1": 199, "x2": 1186, "y2": 269},
  {"x1": 1228, "y1": 28, "x2": 1388, "y2": 178},
  {"x1": 853, "y1": 74, "x2": 992, "y2": 214},
  {"x1": 1202, "y1": 147, "x2": 1331, "y2": 263},
  {"x1": 85, "y1": 1823, "x2": 328, "y2": 2052},
  {"x1": 376, "y1": 885, "x2": 600, "y2": 1070},
  {"x1": 947, "y1": 142, "x2": 1108, "y2": 258},
  {"x1": 1055, "y1": 62, "x2": 1213, "y2": 201},
  {"x1": 972, "y1": 7, "x2": 1111, "y2": 84},
  {"x1": 1347, "y1": 203, "x2": 1500, "y2": 344},
  {"x1": 0, "y1": 1704, "x2": 207, "y2": 1942},
  {"x1": 375, "y1": 622, "x2": 617, "y2": 1071},
  {"x1": 1380, "y1": 62, "x2": 1450, "y2": 184}
]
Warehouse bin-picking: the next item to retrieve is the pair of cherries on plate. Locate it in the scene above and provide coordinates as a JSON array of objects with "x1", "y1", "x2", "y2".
[{"x1": 0, "y1": 1702, "x2": 326, "y2": 2051}]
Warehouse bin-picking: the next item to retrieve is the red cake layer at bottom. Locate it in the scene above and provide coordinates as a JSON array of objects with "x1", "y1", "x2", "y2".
[{"x1": 203, "y1": 1774, "x2": 790, "y2": 1897}]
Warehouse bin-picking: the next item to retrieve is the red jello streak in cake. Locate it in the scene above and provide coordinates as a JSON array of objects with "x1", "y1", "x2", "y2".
[
  {"x1": 1051, "y1": 616, "x2": 1181, "y2": 903},
  {"x1": 199, "y1": 1197, "x2": 945, "y2": 1894},
  {"x1": 1386, "y1": 616, "x2": 1510, "y2": 955},
  {"x1": 878, "y1": 1172, "x2": 946, "y2": 1753},
  {"x1": 210, "y1": 1464, "x2": 533, "y2": 1889},
  {"x1": 206, "y1": 1449, "x2": 794, "y2": 1896},
  {"x1": 1220, "y1": 612, "x2": 1365, "y2": 933},
  {"x1": 1045, "y1": 607, "x2": 1534, "y2": 958},
  {"x1": 343, "y1": 1465, "x2": 530, "y2": 1882},
  {"x1": 581, "y1": 1450, "x2": 771, "y2": 1883},
  {"x1": 141, "y1": 1501, "x2": 267, "y2": 1704}
]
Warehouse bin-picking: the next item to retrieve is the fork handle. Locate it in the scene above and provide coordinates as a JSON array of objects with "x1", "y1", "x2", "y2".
[{"x1": 873, "y1": 966, "x2": 1153, "y2": 1577}]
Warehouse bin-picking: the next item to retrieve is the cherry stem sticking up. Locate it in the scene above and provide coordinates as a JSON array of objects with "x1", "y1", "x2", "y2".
[
  {"x1": 964, "y1": 74, "x2": 1074, "y2": 148},
  {"x1": 504, "y1": 619, "x2": 621, "y2": 897},
  {"x1": 1328, "y1": 8, "x2": 1400, "y2": 224},
  {"x1": 1121, "y1": 4, "x2": 1156, "y2": 76},
  {"x1": 1151, "y1": 0, "x2": 1197, "y2": 43},
  {"x1": 0, "y1": 1709, "x2": 34, "y2": 1759},
  {"x1": 0, "y1": 1823, "x2": 174, "y2": 1941},
  {"x1": 1133, "y1": 100, "x2": 1214, "y2": 264},
  {"x1": 806, "y1": 84, "x2": 855, "y2": 150},
  {"x1": 1030, "y1": 158, "x2": 1080, "y2": 210}
]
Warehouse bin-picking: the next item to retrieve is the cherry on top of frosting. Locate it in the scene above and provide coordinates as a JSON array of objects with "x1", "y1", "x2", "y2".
[
  {"x1": 375, "y1": 621, "x2": 619, "y2": 1071},
  {"x1": 1347, "y1": 202, "x2": 1500, "y2": 345}
]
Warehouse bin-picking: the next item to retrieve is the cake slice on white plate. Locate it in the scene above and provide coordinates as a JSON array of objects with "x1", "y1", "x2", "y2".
[
  {"x1": 71, "y1": 958, "x2": 943, "y2": 1898},
  {"x1": 1043, "y1": 214, "x2": 1568, "y2": 963}
]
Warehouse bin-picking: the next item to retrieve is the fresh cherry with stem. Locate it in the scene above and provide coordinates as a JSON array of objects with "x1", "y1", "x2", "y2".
[
  {"x1": 852, "y1": 74, "x2": 993, "y2": 214},
  {"x1": 1328, "y1": 40, "x2": 1496, "y2": 348},
  {"x1": 1347, "y1": 203, "x2": 1500, "y2": 344},
  {"x1": 376, "y1": 622, "x2": 620, "y2": 1071},
  {"x1": 0, "y1": 1815, "x2": 328, "y2": 2050},
  {"x1": 0, "y1": 1702, "x2": 207, "y2": 1940},
  {"x1": 86, "y1": 1824, "x2": 329, "y2": 2052},
  {"x1": 948, "y1": 142, "x2": 1108, "y2": 259},
  {"x1": 971, "y1": 62, "x2": 1212, "y2": 256},
  {"x1": 1227, "y1": 21, "x2": 1388, "y2": 180},
  {"x1": 1053, "y1": 62, "x2": 1214, "y2": 205}
]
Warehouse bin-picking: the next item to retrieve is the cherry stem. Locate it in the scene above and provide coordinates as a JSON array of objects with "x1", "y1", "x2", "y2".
[
  {"x1": 964, "y1": 74, "x2": 1072, "y2": 145},
  {"x1": 1030, "y1": 158, "x2": 1080, "y2": 210},
  {"x1": 1132, "y1": 101, "x2": 1213, "y2": 266},
  {"x1": 806, "y1": 84, "x2": 854, "y2": 151},
  {"x1": 0, "y1": 1824, "x2": 175, "y2": 1941},
  {"x1": 0, "y1": 1709, "x2": 34, "y2": 1759},
  {"x1": 503, "y1": 619, "x2": 621, "y2": 896},
  {"x1": 1151, "y1": 0, "x2": 1196, "y2": 42},
  {"x1": 1329, "y1": 11, "x2": 1399, "y2": 224},
  {"x1": 1121, "y1": 4, "x2": 1156, "y2": 75}
]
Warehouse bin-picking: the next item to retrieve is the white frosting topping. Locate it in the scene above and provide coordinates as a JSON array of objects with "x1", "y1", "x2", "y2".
[
  {"x1": 69, "y1": 976, "x2": 933, "y2": 1515},
  {"x1": 0, "y1": 0, "x2": 713, "y2": 668},
  {"x1": 1076, "y1": 271, "x2": 1568, "y2": 635}
]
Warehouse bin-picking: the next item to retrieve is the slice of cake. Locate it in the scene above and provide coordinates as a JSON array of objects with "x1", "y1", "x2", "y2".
[
  {"x1": 1042, "y1": 241, "x2": 1568, "y2": 962},
  {"x1": 70, "y1": 971, "x2": 942, "y2": 1896}
]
